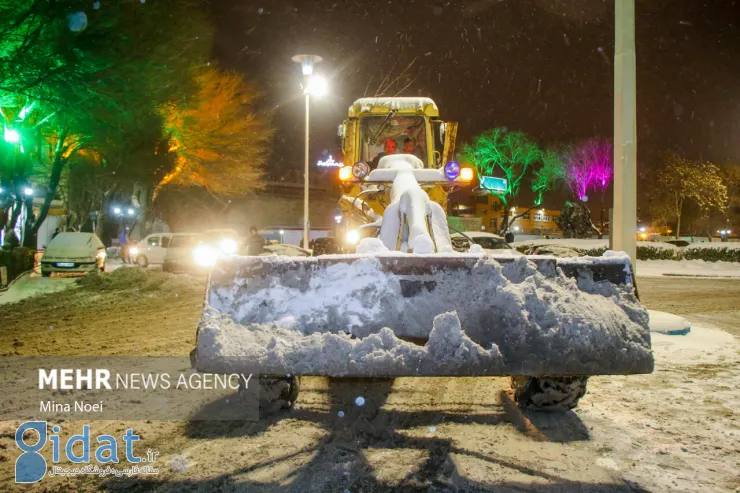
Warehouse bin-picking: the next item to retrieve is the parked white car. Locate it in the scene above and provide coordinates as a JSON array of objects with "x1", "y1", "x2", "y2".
[{"x1": 40, "y1": 233, "x2": 106, "y2": 277}]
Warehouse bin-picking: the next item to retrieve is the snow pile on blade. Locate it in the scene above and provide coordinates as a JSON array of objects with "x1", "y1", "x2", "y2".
[
  {"x1": 197, "y1": 309, "x2": 503, "y2": 376},
  {"x1": 376, "y1": 155, "x2": 454, "y2": 254},
  {"x1": 195, "y1": 253, "x2": 654, "y2": 377}
]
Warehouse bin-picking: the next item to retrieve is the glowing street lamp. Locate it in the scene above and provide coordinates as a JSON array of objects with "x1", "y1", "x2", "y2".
[
  {"x1": 292, "y1": 53, "x2": 325, "y2": 251},
  {"x1": 305, "y1": 75, "x2": 328, "y2": 98},
  {"x1": 291, "y1": 54, "x2": 323, "y2": 76},
  {"x1": 23, "y1": 187, "x2": 33, "y2": 196},
  {"x1": 3, "y1": 127, "x2": 20, "y2": 144}
]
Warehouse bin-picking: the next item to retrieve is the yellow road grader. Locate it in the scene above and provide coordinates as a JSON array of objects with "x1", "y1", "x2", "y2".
[
  {"x1": 193, "y1": 97, "x2": 653, "y2": 413},
  {"x1": 335, "y1": 97, "x2": 471, "y2": 249}
]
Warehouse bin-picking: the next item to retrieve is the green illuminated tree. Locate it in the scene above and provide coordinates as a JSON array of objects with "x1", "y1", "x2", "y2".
[
  {"x1": 1, "y1": 0, "x2": 211, "y2": 245},
  {"x1": 462, "y1": 128, "x2": 562, "y2": 232},
  {"x1": 532, "y1": 148, "x2": 566, "y2": 206}
]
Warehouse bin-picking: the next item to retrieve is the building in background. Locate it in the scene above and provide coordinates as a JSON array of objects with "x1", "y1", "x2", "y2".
[{"x1": 472, "y1": 194, "x2": 562, "y2": 236}]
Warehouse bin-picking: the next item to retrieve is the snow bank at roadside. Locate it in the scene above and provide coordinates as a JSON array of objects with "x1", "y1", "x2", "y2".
[
  {"x1": 637, "y1": 259, "x2": 740, "y2": 278},
  {"x1": 686, "y1": 241, "x2": 740, "y2": 250},
  {"x1": 511, "y1": 238, "x2": 679, "y2": 250}
]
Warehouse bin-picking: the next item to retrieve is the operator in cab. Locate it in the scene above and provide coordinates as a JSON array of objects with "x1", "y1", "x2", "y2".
[
  {"x1": 370, "y1": 139, "x2": 397, "y2": 169},
  {"x1": 403, "y1": 137, "x2": 424, "y2": 160}
]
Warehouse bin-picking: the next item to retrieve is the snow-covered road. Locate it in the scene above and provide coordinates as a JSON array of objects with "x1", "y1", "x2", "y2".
[{"x1": 0, "y1": 272, "x2": 738, "y2": 492}]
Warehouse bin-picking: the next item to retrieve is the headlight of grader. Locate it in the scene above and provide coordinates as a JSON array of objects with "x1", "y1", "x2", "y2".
[
  {"x1": 193, "y1": 245, "x2": 218, "y2": 268},
  {"x1": 346, "y1": 230, "x2": 360, "y2": 245},
  {"x1": 352, "y1": 161, "x2": 370, "y2": 180},
  {"x1": 338, "y1": 166, "x2": 353, "y2": 181}
]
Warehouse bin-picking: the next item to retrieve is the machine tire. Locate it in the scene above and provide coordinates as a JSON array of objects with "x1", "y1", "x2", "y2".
[
  {"x1": 249, "y1": 376, "x2": 301, "y2": 415},
  {"x1": 511, "y1": 376, "x2": 588, "y2": 411},
  {"x1": 136, "y1": 255, "x2": 149, "y2": 268}
]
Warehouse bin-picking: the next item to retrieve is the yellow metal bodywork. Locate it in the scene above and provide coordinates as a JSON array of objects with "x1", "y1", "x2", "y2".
[{"x1": 338, "y1": 97, "x2": 458, "y2": 229}]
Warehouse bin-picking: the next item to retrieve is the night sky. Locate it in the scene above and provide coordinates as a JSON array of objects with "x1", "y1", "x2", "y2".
[{"x1": 210, "y1": 0, "x2": 740, "y2": 208}]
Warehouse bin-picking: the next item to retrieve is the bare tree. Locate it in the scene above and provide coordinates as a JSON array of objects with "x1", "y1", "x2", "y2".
[{"x1": 654, "y1": 153, "x2": 727, "y2": 238}]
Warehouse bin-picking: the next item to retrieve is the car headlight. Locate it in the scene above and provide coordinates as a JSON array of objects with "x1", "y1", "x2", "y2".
[
  {"x1": 220, "y1": 238, "x2": 238, "y2": 255},
  {"x1": 129, "y1": 247, "x2": 139, "y2": 256},
  {"x1": 96, "y1": 251, "x2": 106, "y2": 260},
  {"x1": 346, "y1": 230, "x2": 360, "y2": 245},
  {"x1": 193, "y1": 245, "x2": 218, "y2": 268}
]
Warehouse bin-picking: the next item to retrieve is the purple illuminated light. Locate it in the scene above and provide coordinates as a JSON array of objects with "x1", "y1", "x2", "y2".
[{"x1": 444, "y1": 161, "x2": 460, "y2": 180}]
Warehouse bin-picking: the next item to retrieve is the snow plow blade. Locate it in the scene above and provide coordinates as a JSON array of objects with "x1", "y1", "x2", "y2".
[{"x1": 194, "y1": 254, "x2": 653, "y2": 377}]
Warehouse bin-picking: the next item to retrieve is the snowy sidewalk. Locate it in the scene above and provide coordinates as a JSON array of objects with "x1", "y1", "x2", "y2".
[
  {"x1": 0, "y1": 260, "x2": 133, "y2": 305},
  {"x1": 0, "y1": 273, "x2": 76, "y2": 305}
]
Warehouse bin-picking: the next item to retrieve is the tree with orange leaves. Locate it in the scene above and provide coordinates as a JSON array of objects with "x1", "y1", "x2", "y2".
[{"x1": 158, "y1": 68, "x2": 274, "y2": 199}]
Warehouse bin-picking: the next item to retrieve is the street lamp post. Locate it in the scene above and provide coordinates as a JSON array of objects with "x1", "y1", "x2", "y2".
[
  {"x1": 292, "y1": 54, "x2": 325, "y2": 250},
  {"x1": 613, "y1": 0, "x2": 637, "y2": 266}
]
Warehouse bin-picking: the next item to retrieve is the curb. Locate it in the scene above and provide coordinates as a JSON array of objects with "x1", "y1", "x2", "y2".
[{"x1": 652, "y1": 327, "x2": 691, "y2": 336}]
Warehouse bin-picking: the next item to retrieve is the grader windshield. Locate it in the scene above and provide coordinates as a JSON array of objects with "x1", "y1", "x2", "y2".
[{"x1": 360, "y1": 114, "x2": 427, "y2": 168}]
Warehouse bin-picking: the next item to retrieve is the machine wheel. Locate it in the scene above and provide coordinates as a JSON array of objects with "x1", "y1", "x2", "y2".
[
  {"x1": 247, "y1": 376, "x2": 301, "y2": 415},
  {"x1": 511, "y1": 376, "x2": 588, "y2": 411},
  {"x1": 136, "y1": 255, "x2": 149, "y2": 268}
]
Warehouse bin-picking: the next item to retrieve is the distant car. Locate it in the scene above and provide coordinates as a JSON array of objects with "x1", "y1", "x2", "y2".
[
  {"x1": 524, "y1": 244, "x2": 584, "y2": 258},
  {"x1": 261, "y1": 244, "x2": 312, "y2": 257},
  {"x1": 204, "y1": 229, "x2": 242, "y2": 255},
  {"x1": 130, "y1": 233, "x2": 178, "y2": 267},
  {"x1": 343, "y1": 224, "x2": 382, "y2": 253},
  {"x1": 664, "y1": 239, "x2": 691, "y2": 248},
  {"x1": 40, "y1": 233, "x2": 106, "y2": 277},
  {"x1": 450, "y1": 232, "x2": 521, "y2": 255},
  {"x1": 162, "y1": 229, "x2": 244, "y2": 272},
  {"x1": 162, "y1": 234, "x2": 202, "y2": 273},
  {"x1": 310, "y1": 237, "x2": 343, "y2": 256}
]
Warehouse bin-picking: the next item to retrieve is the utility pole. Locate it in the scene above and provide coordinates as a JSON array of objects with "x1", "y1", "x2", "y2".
[
  {"x1": 303, "y1": 92, "x2": 310, "y2": 249},
  {"x1": 613, "y1": 0, "x2": 637, "y2": 267}
]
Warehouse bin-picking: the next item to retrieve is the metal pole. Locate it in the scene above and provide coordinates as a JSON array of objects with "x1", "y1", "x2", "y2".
[
  {"x1": 613, "y1": 0, "x2": 637, "y2": 266},
  {"x1": 303, "y1": 92, "x2": 310, "y2": 249}
]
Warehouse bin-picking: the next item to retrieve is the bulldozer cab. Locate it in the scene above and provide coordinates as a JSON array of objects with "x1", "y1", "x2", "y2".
[
  {"x1": 340, "y1": 97, "x2": 458, "y2": 171},
  {"x1": 337, "y1": 98, "x2": 468, "y2": 230}
]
